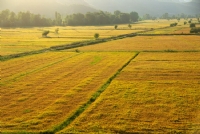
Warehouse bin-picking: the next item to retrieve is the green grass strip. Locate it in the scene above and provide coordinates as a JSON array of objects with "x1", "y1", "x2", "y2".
[{"x1": 51, "y1": 52, "x2": 140, "y2": 133}]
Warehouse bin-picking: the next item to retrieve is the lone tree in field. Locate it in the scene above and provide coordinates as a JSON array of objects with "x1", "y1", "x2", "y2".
[
  {"x1": 128, "y1": 24, "x2": 132, "y2": 29},
  {"x1": 184, "y1": 21, "x2": 187, "y2": 25},
  {"x1": 94, "y1": 33, "x2": 99, "y2": 39},
  {"x1": 42, "y1": 30, "x2": 49, "y2": 37},
  {"x1": 55, "y1": 28, "x2": 59, "y2": 34},
  {"x1": 114, "y1": 25, "x2": 118, "y2": 29}
]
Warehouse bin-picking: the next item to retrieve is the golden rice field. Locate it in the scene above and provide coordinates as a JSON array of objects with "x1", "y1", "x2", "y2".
[
  {"x1": 144, "y1": 24, "x2": 200, "y2": 34},
  {"x1": 1, "y1": 20, "x2": 178, "y2": 56},
  {"x1": 1, "y1": 19, "x2": 200, "y2": 133},
  {"x1": 0, "y1": 51, "x2": 135, "y2": 132},
  {"x1": 0, "y1": 27, "x2": 142, "y2": 56},
  {"x1": 69, "y1": 36, "x2": 200, "y2": 52},
  {"x1": 60, "y1": 52, "x2": 200, "y2": 133}
]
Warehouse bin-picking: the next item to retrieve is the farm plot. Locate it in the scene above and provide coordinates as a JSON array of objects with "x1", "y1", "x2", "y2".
[
  {"x1": 0, "y1": 52, "x2": 136, "y2": 132},
  {"x1": 0, "y1": 27, "x2": 141, "y2": 56},
  {"x1": 69, "y1": 36, "x2": 200, "y2": 52},
  {"x1": 60, "y1": 52, "x2": 200, "y2": 133}
]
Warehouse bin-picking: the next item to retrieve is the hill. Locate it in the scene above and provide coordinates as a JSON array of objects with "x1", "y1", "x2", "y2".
[
  {"x1": 0, "y1": 0, "x2": 199, "y2": 17},
  {"x1": 85, "y1": 0, "x2": 200, "y2": 16}
]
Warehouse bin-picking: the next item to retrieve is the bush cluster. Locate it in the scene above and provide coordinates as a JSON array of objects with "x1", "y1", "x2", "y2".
[
  {"x1": 190, "y1": 27, "x2": 200, "y2": 33},
  {"x1": 170, "y1": 23, "x2": 178, "y2": 27},
  {"x1": 190, "y1": 23, "x2": 196, "y2": 28}
]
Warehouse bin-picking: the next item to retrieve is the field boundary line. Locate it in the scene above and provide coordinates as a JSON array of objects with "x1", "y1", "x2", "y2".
[
  {"x1": 1, "y1": 53, "x2": 82, "y2": 86},
  {"x1": 49, "y1": 52, "x2": 140, "y2": 133}
]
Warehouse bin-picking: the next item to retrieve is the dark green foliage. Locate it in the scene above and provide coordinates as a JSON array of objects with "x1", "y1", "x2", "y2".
[
  {"x1": 42, "y1": 30, "x2": 50, "y2": 37},
  {"x1": 184, "y1": 21, "x2": 187, "y2": 25},
  {"x1": 130, "y1": 11, "x2": 139, "y2": 22},
  {"x1": 75, "y1": 49, "x2": 80, "y2": 53},
  {"x1": 94, "y1": 33, "x2": 100, "y2": 39},
  {"x1": 190, "y1": 23, "x2": 196, "y2": 28},
  {"x1": 0, "y1": 9, "x2": 53, "y2": 27},
  {"x1": 170, "y1": 23, "x2": 178, "y2": 27},
  {"x1": 188, "y1": 20, "x2": 192, "y2": 23},
  {"x1": 114, "y1": 25, "x2": 118, "y2": 29},
  {"x1": 190, "y1": 27, "x2": 200, "y2": 33},
  {"x1": 128, "y1": 24, "x2": 132, "y2": 29}
]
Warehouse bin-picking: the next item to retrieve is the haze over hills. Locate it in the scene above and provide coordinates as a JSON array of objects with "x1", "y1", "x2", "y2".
[
  {"x1": 0, "y1": 0, "x2": 199, "y2": 17},
  {"x1": 85, "y1": 0, "x2": 200, "y2": 16}
]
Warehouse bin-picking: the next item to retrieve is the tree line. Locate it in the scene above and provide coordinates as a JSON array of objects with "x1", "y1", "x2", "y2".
[
  {"x1": 0, "y1": 9, "x2": 139, "y2": 27},
  {"x1": 0, "y1": 9, "x2": 53, "y2": 27}
]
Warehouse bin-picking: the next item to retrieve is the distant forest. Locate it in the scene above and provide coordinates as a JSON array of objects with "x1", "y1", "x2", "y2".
[
  {"x1": 0, "y1": 9, "x2": 139, "y2": 27},
  {"x1": 0, "y1": 9, "x2": 199, "y2": 27}
]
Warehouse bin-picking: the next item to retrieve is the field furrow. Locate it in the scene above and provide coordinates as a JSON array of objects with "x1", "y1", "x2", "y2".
[
  {"x1": 0, "y1": 52, "x2": 136, "y2": 132},
  {"x1": 60, "y1": 52, "x2": 200, "y2": 133},
  {"x1": 1, "y1": 52, "x2": 79, "y2": 84}
]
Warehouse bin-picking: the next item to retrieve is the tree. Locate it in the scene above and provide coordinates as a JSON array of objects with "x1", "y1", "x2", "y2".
[
  {"x1": 114, "y1": 10, "x2": 121, "y2": 17},
  {"x1": 184, "y1": 21, "x2": 187, "y2": 25},
  {"x1": 42, "y1": 30, "x2": 49, "y2": 37},
  {"x1": 119, "y1": 13, "x2": 130, "y2": 24},
  {"x1": 162, "y1": 13, "x2": 169, "y2": 20},
  {"x1": 130, "y1": 12, "x2": 139, "y2": 22},
  {"x1": 114, "y1": 25, "x2": 118, "y2": 29},
  {"x1": 128, "y1": 24, "x2": 132, "y2": 29},
  {"x1": 94, "y1": 33, "x2": 99, "y2": 39},
  {"x1": 55, "y1": 12, "x2": 62, "y2": 26},
  {"x1": 55, "y1": 28, "x2": 59, "y2": 34}
]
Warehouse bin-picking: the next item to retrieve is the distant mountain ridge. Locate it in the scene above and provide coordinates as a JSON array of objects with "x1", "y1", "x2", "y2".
[
  {"x1": 0, "y1": 0, "x2": 199, "y2": 17},
  {"x1": 85, "y1": 0, "x2": 200, "y2": 16}
]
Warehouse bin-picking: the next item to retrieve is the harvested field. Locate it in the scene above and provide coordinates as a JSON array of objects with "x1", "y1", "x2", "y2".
[
  {"x1": 0, "y1": 52, "x2": 136, "y2": 132},
  {"x1": 60, "y1": 52, "x2": 200, "y2": 133},
  {"x1": 69, "y1": 36, "x2": 200, "y2": 52}
]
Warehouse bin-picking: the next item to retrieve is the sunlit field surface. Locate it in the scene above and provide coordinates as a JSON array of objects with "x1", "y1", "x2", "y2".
[
  {"x1": 0, "y1": 27, "x2": 142, "y2": 56},
  {"x1": 1, "y1": 20, "x2": 176, "y2": 56},
  {"x1": 143, "y1": 24, "x2": 200, "y2": 34},
  {"x1": 69, "y1": 36, "x2": 200, "y2": 52},
  {"x1": 1, "y1": 18, "x2": 200, "y2": 133},
  {"x1": 60, "y1": 52, "x2": 200, "y2": 133},
  {"x1": 0, "y1": 51, "x2": 135, "y2": 132}
]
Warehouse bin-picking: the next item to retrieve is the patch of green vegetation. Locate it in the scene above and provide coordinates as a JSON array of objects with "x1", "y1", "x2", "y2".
[{"x1": 91, "y1": 56, "x2": 102, "y2": 65}]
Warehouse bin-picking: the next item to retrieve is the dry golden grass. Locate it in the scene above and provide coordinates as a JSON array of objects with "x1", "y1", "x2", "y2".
[
  {"x1": 0, "y1": 27, "x2": 141, "y2": 56},
  {"x1": 0, "y1": 52, "x2": 135, "y2": 132},
  {"x1": 69, "y1": 36, "x2": 200, "y2": 52},
  {"x1": 61, "y1": 52, "x2": 200, "y2": 133}
]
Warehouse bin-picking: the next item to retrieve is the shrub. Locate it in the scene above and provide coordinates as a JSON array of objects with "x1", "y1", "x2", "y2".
[
  {"x1": 42, "y1": 30, "x2": 49, "y2": 37},
  {"x1": 184, "y1": 21, "x2": 187, "y2": 25},
  {"x1": 114, "y1": 25, "x2": 118, "y2": 29},
  {"x1": 190, "y1": 27, "x2": 200, "y2": 33},
  {"x1": 128, "y1": 24, "x2": 132, "y2": 29},
  {"x1": 190, "y1": 23, "x2": 196, "y2": 28},
  {"x1": 170, "y1": 23, "x2": 178, "y2": 27},
  {"x1": 55, "y1": 28, "x2": 59, "y2": 34},
  {"x1": 188, "y1": 20, "x2": 191, "y2": 23},
  {"x1": 94, "y1": 33, "x2": 99, "y2": 39},
  {"x1": 75, "y1": 49, "x2": 80, "y2": 53}
]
